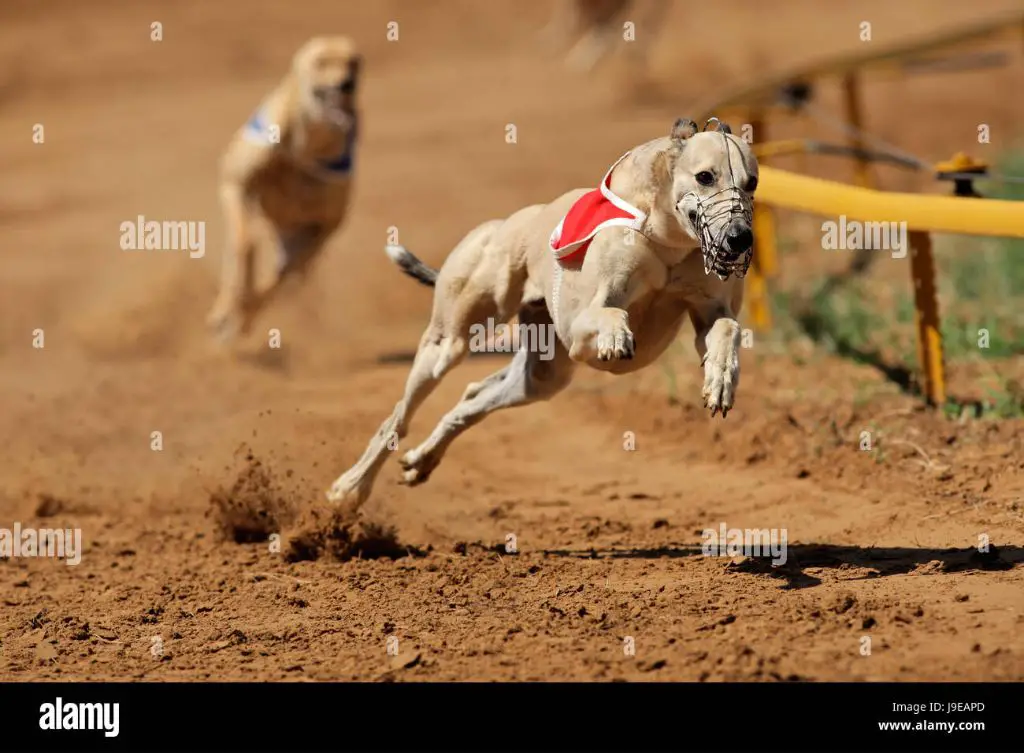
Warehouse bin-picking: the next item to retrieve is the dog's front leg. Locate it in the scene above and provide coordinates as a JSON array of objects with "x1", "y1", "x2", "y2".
[
  {"x1": 567, "y1": 299, "x2": 634, "y2": 363},
  {"x1": 689, "y1": 303, "x2": 741, "y2": 418},
  {"x1": 565, "y1": 259, "x2": 639, "y2": 362}
]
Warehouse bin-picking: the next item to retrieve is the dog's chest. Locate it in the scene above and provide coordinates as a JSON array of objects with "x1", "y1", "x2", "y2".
[
  {"x1": 256, "y1": 158, "x2": 352, "y2": 225},
  {"x1": 627, "y1": 286, "x2": 689, "y2": 334},
  {"x1": 663, "y1": 251, "x2": 730, "y2": 303}
]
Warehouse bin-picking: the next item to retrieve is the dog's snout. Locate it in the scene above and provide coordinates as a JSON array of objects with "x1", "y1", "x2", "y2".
[
  {"x1": 315, "y1": 79, "x2": 355, "y2": 101},
  {"x1": 726, "y1": 224, "x2": 753, "y2": 254}
]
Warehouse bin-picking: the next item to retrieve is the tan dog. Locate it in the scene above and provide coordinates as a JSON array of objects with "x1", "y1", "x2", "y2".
[
  {"x1": 206, "y1": 36, "x2": 361, "y2": 342},
  {"x1": 326, "y1": 118, "x2": 758, "y2": 506},
  {"x1": 541, "y1": 0, "x2": 666, "y2": 72}
]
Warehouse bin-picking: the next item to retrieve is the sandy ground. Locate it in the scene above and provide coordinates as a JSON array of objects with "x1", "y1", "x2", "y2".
[{"x1": 1, "y1": 0, "x2": 1022, "y2": 681}]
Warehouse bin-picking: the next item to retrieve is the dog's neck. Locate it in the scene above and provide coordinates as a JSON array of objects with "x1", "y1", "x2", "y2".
[{"x1": 608, "y1": 139, "x2": 701, "y2": 265}]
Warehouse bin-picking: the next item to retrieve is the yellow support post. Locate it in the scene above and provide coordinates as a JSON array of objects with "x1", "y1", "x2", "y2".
[
  {"x1": 842, "y1": 72, "x2": 874, "y2": 189},
  {"x1": 908, "y1": 231, "x2": 946, "y2": 406},
  {"x1": 746, "y1": 112, "x2": 777, "y2": 332},
  {"x1": 752, "y1": 201, "x2": 779, "y2": 279},
  {"x1": 744, "y1": 252, "x2": 771, "y2": 332}
]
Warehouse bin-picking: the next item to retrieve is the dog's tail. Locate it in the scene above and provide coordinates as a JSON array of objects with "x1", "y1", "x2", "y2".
[{"x1": 385, "y1": 244, "x2": 437, "y2": 287}]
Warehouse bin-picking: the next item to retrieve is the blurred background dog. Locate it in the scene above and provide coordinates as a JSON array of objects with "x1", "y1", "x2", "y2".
[
  {"x1": 540, "y1": 0, "x2": 667, "y2": 72},
  {"x1": 206, "y1": 36, "x2": 361, "y2": 344}
]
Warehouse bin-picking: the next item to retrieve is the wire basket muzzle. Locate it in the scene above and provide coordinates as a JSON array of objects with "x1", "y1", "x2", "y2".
[{"x1": 688, "y1": 188, "x2": 754, "y2": 281}]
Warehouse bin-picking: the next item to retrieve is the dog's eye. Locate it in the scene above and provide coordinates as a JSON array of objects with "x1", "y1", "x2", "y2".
[
  {"x1": 745, "y1": 176, "x2": 758, "y2": 192},
  {"x1": 695, "y1": 171, "x2": 714, "y2": 186}
]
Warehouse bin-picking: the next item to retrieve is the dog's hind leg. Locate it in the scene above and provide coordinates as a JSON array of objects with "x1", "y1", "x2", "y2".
[
  {"x1": 398, "y1": 301, "x2": 575, "y2": 486},
  {"x1": 238, "y1": 222, "x2": 337, "y2": 333},
  {"x1": 564, "y1": 0, "x2": 633, "y2": 71},
  {"x1": 325, "y1": 220, "x2": 513, "y2": 507},
  {"x1": 325, "y1": 326, "x2": 468, "y2": 506}
]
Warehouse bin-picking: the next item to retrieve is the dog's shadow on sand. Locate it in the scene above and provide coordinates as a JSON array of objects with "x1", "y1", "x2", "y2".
[
  {"x1": 541, "y1": 543, "x2": 1024, "y2": 590},
  {"x1": 233, "y1": 343, "x2": 292, "y2": 374},
  {"x1": 376, "y1": 350, "x2": 506, "y2": 365}
]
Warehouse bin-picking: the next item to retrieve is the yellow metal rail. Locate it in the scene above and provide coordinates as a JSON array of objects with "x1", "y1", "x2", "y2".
[{"x1": 758, "y1": 166, "x2": 1024, "y2": 237}]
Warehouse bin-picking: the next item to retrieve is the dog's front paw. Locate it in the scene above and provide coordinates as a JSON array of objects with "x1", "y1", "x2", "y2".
[
  {"x1": 701, "y1": 346, "x2": 739, "y2": 418},
  {"x1": 595, "y1": 310, "x2": 635, "y2": 361}
]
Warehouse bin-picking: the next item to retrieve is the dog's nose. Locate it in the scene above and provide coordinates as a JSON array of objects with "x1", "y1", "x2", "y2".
[{"x1": 726, "y1": 224, "x2": 753, "y2": 254}]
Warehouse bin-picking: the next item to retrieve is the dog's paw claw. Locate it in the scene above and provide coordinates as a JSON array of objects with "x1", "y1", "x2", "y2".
[{"x1": 595, "y1": 322, "x2": 636, "y2": 361}]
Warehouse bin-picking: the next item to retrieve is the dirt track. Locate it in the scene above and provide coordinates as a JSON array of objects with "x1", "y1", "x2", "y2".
[{"x1": 1, "y1": 0, "x2": 1023, "y2": 681}]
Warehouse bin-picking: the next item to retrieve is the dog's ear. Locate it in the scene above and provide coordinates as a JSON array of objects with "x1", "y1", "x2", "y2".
[
  {"x1": 670, "y1": 118, "x2": 698, "y2": 142},
  {"x1": 703, "y1": 117, "x2": 732, "y2": 135}
]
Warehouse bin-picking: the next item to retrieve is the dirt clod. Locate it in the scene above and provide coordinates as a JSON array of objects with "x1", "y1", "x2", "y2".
[
  {"x1": 34, "y1": 494, "x2": 65, "y2": 518},
  {"x1": 283, "y1": 503, "x2": 409, "y2": 563},
  {"x1": 208, "y1": 446, "x2": 299, "y2": 543}
]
